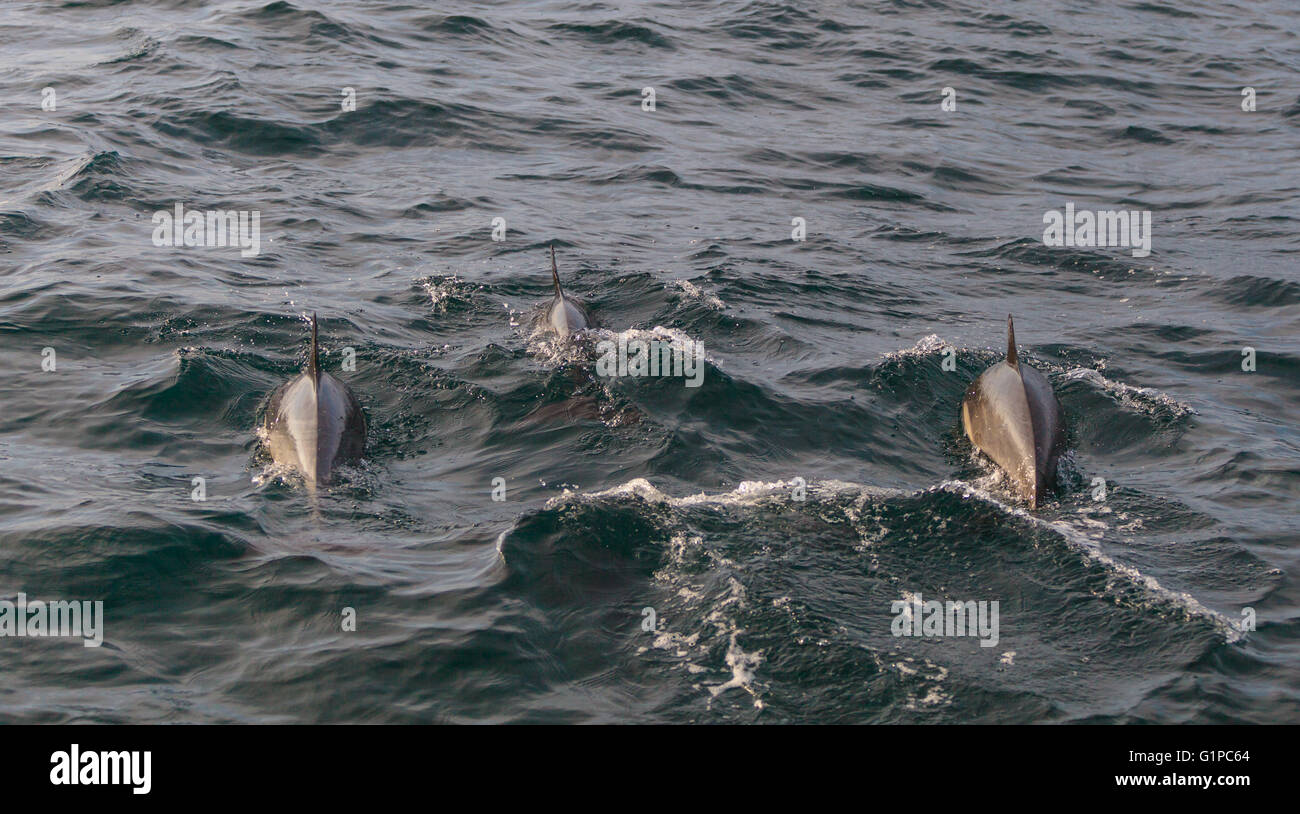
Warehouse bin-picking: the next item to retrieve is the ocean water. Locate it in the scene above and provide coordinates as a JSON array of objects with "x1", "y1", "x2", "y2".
[{"x1": 0, "y1": 0, "x2": 1297, "y2": 723}]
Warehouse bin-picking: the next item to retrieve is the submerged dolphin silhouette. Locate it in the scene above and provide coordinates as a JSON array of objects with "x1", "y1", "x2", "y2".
[
  {"x1": 262, "y1": 313, "x2": 366, "y2": 487},
  {"x1": 545, "y1": 245, "x2": 592, "y2": 338},
  {"x1": 960, "y1": 315, "x2": 1064, "y2": 508}
]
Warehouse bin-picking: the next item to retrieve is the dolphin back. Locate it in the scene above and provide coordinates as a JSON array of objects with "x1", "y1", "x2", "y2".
[
  {"x1": 545, "y1": 246, "x2": 591, "y2": 337},
  {"x1": 960, "y1": 316, "x2": 1064, "y2": 507},
  {"x1": 962, "y1": 363, "x2": 1037, "y2": 501},
  {"x1": 1019, "y1": 362, "x2": 1063, "y2": 487},
  {"x1": 549, "y1": 297, "x2": 589, "y2": 336},
  {"x1": 263, "y1": 318, "x2": 366, "y2": 486}
]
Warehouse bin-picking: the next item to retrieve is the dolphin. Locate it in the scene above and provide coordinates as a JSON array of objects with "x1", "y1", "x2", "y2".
[
  {"x1": 960, "y1": 315, "x2": 1064, "y2": 508},
  {"x1": 261, "y1": 313, "x2": 366, "y2": 487},
  {"x1": 545, "y1": 245, "x2": 592, "y2": 338}
]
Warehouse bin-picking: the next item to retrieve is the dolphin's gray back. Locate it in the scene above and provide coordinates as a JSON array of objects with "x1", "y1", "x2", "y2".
[
  {"x1": 1018, "y1": 362, "x2": 1062, "y2": 483},
  {"x1": 548, "y1": 296, "x2": 589, "y2": 337},
  {"x1": 545, "y1": 246, "x2": 592, "y2": 337},
  {"x1": 962, "y1": 363, "x2": 1036, "y2": 497},
  {"x1": 960, "y1": 318, "x2": 1064, "y2": 507},
  {"x1": 264, "y1": 367, "x2": 365, "y2": 485}
]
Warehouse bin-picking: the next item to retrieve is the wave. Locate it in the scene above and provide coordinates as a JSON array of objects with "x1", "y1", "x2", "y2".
[{"x1": 502, "y1": 473, "x2": 1245, "y2": 715}]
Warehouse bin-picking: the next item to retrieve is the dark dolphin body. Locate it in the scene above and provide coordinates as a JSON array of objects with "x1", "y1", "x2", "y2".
[
  {"x1": 262, "y1": 314, "x2": 366, "y2": 487},
  {"x1": 545, "y1": 245, "x2": 592, "y2": 338},
  {"x1": 960, "y1": 315, "x2": 1064, "y2": 508}
]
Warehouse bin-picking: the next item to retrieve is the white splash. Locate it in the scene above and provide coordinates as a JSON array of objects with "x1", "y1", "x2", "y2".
[
  {"x1": 673, "y1": 279, "x2": 726, "y2": 310},
  {"x1": 883, "y1": 333, "x2": 949, "y2": 361},
  {"x1": 420, "y1": 275, "x2": 463, "y2": 312},
  {"x1": 1058, "y1": 367, "x2": 1197, "y2": 418}
]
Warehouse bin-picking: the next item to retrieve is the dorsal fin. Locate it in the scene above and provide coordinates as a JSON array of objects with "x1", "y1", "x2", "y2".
[
  {"x1": 1006, "y1": 314, "x2": 1018, "y2": 369},
  {"x1": 308, "y1": 312, "x2": 320, "y2": 385},
  {"x1": 550, "y1": 245, "x2": 564, "y2": 299}
]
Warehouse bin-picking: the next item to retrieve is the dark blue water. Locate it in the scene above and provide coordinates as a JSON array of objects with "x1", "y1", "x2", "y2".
[{"x1": 1, "y1": 0, "x2": 1297, "y2": 723}]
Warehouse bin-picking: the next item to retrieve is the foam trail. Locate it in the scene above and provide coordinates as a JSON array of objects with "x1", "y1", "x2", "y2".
[
  {"x1": 937, "y1": 479, "x2": 1242, "y2": 642},
  {"x1": 554, "y1": 476, "x2": 1244, "y2": 644}
]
